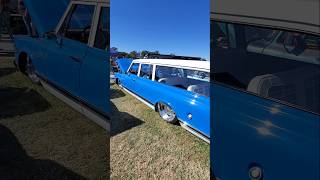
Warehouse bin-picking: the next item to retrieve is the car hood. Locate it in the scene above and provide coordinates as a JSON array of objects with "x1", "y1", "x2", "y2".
[
  {"x1": 116, "y1": 58, "x2": 133, "y2": 73},
  {"x1": 23, "y1": 0, "x2": 70, "y2": 36}
]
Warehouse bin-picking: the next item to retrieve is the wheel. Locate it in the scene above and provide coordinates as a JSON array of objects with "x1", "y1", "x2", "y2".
[
  {"x1": 26, "y1": 57, "x2": 40, "y2": 84},
  {"x1": 157, "y1": 102, "x2": 177, "y2": 124}
]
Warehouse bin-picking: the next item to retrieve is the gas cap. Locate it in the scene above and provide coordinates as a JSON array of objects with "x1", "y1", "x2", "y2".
[{"x1": 248, "y1": 166, "x2": 263, "y2": 180}]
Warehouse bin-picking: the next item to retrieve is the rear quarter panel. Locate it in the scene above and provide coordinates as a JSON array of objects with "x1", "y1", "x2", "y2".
[{"x1": 211, "y1": 84, "x2": 319, "y2": 179}]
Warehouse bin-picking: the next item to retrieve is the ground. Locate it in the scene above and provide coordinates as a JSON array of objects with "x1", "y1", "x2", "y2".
[
  {"x1": 0, "y1": 57, "x2": 108, "y2": 179},
  {"x1": 110, "y1": 84, "x2": 210, "y2": 179}
]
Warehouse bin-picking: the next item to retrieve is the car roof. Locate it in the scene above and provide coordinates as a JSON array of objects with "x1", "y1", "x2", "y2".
[
  {"x1": 132, "y1": 59, "x2": 210, "y2": 72},
  {"x1": 211, "y1": 0, "x2": 320, "y2": 35}
]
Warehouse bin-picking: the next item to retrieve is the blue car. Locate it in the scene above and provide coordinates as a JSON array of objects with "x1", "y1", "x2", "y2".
[
  {"x1": 13, "y1": 0, "x2": 110, "y2": 129},
  {"x1": 211, "y1": 0, "x2": 319, "y2": 179},
  {"x1": 116, "y1": 58, "x2": 210, "y2": 143}
]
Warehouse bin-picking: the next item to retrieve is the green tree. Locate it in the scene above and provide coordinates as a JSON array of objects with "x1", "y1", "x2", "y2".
[
  {"x1": 127, "y1": 51, "x2": 138, "y2": 59},
  {"x1": 140, "y1": 50, "x2": 149, "y2": 58}
]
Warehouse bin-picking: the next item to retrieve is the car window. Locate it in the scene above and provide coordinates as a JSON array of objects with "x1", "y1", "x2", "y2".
[
  {"x1": 139, "y1": 64, "x2": 153, "y2": 80},
  {"x1": 212, "y1": 21, "x2": 320, "y2": 114},
  {"x1": 128, "y1": 63, "x2": 139, "y2": 75},
  {"x1": 60, "y1": 4, "x2": 95, "y2": 44},
  {"x1": 94, "y1": 7, "x2": 109, "y2": 50},
  {"x1": 155, "y1": 66, "x2": 210, "y2": 97}
]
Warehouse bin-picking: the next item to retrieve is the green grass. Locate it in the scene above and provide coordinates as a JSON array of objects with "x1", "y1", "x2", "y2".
[
  {"x1": 0, "y1": 57, "x2": 108, "y2": 179},
  {"x1": 110, "y1": 84, "x2": 210, "y2": 179}
]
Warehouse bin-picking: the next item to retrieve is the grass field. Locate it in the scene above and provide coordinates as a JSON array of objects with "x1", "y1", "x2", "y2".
[
  {"x1": 0, "y1": 57, "x2": 108, "y2": 179},
  {"x1": 110, "y1": 84, "x2": 210, "y2": 179}
]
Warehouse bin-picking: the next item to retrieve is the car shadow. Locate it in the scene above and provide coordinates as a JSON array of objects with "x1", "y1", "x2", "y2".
[
  {"x1": 0, "y1": 124, "x2": 87, "y2": 180},
  {"x1": 0, "y1": 67, "x2": 15, "y2": 78},
  {"x1": 0, "y1": 87, "x2": 51, "y2": 119},
  {"x1": 110, "y1": 88, "x2": 126, "y2": 99},
  {"x1": 110, "y1": 102, "x2": 144, "y2": 136}
]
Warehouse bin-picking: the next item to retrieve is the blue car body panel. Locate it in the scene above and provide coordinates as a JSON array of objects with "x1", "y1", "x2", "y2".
[
  {"x1": 23, "y1": 0, "x2": 70, "y2": 36},
  {"x1": 116, "y1": 67, "x2": 210, "y2": 138},
  {"x1": 211, "y1": 84, "x2": 319, "y2": 179},
  {"x1": 14, "y1": 1, "x2": 109, "y2": 116},
  {"x1": 116, "y1": 58, "x2": 132, "y2": 73}
]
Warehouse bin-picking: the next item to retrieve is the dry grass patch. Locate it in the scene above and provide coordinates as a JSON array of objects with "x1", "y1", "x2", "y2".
[{"x1": 110, "y1": 84, "x2": 209, "y2": 180}]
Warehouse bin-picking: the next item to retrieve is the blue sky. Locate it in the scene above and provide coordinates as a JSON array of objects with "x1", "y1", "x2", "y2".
[{"x1": 111, "y1": 0, "x2": 210, "y2": 60}]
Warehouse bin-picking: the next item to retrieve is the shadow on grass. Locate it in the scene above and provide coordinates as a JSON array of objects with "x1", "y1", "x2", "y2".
[
  {"x1": 110, "y1": 102, "x2": 144, "y2": 136},
  {"x1": 0, "y1": 67, "x2": 15, "y2": 78},
  {"x1": 110, "y1": 88, "x2": 126, "y2": 99},
  {"x1": 0, "y1": 87, "x2": 51, "y2": 119},
  {"x1": 0, "y1": 125, "x2": 87, "y2": 180}
]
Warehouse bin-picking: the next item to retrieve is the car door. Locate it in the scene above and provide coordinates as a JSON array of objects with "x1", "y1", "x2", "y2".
[
  {"x1": 42, "y1": 2, "x2": 96, "y2": 97},
  {"x1": 211, "y1": 21, "x2": 319, "y2": 180},
  {"x1": 79, "y1": 3, "x2": 109, "y2": 113},
  {"x1": 134, "y1": 63, "x2": 153, "y2": 99},
  {"x1": 125, "y1": 63, "x2": 140, "y2": 93}
]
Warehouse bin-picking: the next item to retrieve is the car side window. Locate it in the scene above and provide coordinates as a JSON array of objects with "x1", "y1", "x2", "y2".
[
  {"x1": 155, "y1": 66, "x2": 210, "y2": 97},
  {"x1": 128, "y1": 63, "x2": 139, "y2": 75},
  {"x1": 212, "y1": 21, "x2": 320, "y2": 114},
  {"x1": 59, "y1": 4, "x2": 95, "y2": 44},
  {"x1": 94, "y1": 7, "x2": 109, "y2": 50},
  {"x1": 139, "y1": 64, "x2": 153, "y2": 79}
]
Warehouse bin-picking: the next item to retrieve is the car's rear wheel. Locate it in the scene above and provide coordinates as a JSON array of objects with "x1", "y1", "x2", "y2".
[
  {"x1": 157, "y1": 102, "x2": 177, "y2": 124},
  {"x1": 26, "y1": 57, "x2": 40, "y2": 84}
]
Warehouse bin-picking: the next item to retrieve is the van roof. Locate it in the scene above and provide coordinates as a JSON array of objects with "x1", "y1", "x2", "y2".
[
  {"x1": 211, "y1": 0, "x2": 320, "y2": 35},
  {"x1": 131, "y1": 59, "x2": 210, "y2": 72}
]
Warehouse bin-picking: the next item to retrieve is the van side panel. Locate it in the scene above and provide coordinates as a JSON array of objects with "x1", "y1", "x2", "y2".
[{"x1": 212, "y1": 84, "x2": 319, "y2": 179}]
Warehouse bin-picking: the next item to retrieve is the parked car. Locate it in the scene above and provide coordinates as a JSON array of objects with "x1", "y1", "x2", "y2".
[
  {"x1": 13, "y1": 0, "x2": 110, "y2": 129},
  {"x1": 115, "y1": 58, "x2": 210, "y2": 143},
  {"x1": 211, "y1": 0, "x2": 319, "y2": 179}
]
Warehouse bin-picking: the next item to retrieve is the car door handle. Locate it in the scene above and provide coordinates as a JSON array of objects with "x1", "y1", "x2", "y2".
[{"x1": 70, "y1": 56, "x2": 81, "y2": 62}]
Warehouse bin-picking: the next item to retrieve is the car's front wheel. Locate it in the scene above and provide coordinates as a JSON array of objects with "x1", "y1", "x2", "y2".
[
  {"x1": 26, "y1": 58, "x2": 40, "y2": 84},
  {"x1": 157, "y1": 102, "x2": 177, "y2": 124}
]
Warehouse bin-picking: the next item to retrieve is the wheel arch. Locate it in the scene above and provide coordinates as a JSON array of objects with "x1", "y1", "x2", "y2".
[{"x1": 17, "y1": 51, "x2": 28, "y2": 73}]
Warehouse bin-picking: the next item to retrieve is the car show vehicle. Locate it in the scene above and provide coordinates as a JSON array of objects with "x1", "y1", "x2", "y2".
[
  {"x1": 211, "y1": 0, "x2": 319, "y2": 179},
  {"x1": 13, "y1": 0, "x2": 110, "y2": 129},
  {"x1": 116, "y1": 58, "x2": 210, "y2": 143}
]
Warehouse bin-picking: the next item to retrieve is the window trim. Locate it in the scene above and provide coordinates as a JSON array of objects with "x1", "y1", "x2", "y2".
[
  {"x1": 139, "y1": 64, "x2": 153, "y2": 80},
  {"x1": 127, "y1": 63, "x2": 140, "y2": 76},
  {"x1": 90, "y1": 4, "x2": 109, "y2": 50},
  {"x1": 55, "y1": 1, "x2": 97, "y2": 46},
  {"x1": 211, "y1": 20, "x2": 320, "y2": 115}
]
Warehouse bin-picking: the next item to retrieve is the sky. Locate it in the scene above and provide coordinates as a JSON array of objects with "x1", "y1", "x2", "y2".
[{"x1": 111, "y1": 0, "x2": 210, "y2": 60}]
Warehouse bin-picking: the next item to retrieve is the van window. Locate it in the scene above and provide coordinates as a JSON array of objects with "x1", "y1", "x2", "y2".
[
  {"x1": 60, "y1": 4, "x2": 95, "y2": 44},
  {"x1": 212, "y1": 21, "x2": 320, "y2": 114},
  {"x1": 155, "y1": 66, "x2": 210, "y2": 97},
  {"x1": 128, "y1": 63, "x2": 139, "y2": 75},
  {"x1": 94, "y1": 7, "x2": 109, "y2": 50},
  {"x1": 139, "y1": 64, "x2": 153, "y2": 80}
]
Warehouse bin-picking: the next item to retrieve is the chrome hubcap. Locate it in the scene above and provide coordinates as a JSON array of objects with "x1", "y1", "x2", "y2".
[
  {"x1": 158, "y1": 103, "x2": 176, "y2": 122},
  {"x1": 26, "y1": 59, "x2": 39, "y2": 82}
]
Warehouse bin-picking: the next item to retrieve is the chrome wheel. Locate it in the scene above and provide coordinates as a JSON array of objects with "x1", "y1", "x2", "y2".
[
  {"x1": 157, "y1": 102, "x2": 177, "y2": 123},
  {"x1": 26, "y1": 58, "x2": 40, "y2": 84}
]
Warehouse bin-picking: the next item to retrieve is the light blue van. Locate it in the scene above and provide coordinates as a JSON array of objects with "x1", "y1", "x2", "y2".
[{"x1": 116, "y1": 58, "x2": 210, "y2": 143}]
